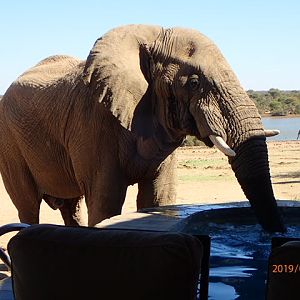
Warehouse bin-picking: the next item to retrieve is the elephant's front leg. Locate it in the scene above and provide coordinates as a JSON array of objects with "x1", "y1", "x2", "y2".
[
  {"x1": 137, "y1": 153, "x2": 177, "y2": 210},
  {"x1": 85, "y1": 170, "x2": 128, "y2": 227},
  {"x1": 59, "y1": 197, "x2": 85, "y2": 226},
  {"x1": 44, "y1": 195, "x2": 85, "y2": 226}
]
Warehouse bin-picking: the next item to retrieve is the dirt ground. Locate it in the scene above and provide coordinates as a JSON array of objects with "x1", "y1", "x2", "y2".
[{"x1": 0, "y1": 140, "x2": 299, "y2": 252}]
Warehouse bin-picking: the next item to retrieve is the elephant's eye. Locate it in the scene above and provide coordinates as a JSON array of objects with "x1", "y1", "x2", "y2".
[{"x1": 188, "y1": 76, "x2": 200, "y2": 90}]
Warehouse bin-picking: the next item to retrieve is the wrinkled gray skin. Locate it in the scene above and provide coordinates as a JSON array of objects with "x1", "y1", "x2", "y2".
[{"x1": 0, "y1": 25, "x2": 284, "y2": 231}]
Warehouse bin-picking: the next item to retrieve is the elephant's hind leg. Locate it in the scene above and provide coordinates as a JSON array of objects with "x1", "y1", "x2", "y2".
[
  {"x1": 0, "y1": 115, "x2": 42, "y2": 223},
  {"x1": 1, "y1": 163, "x2": 42, "y2": 224}
]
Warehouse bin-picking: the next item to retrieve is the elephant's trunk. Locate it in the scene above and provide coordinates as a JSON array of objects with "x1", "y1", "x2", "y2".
[{"x1": 229, "y1": 137, "x2": 285, "y2": 232}]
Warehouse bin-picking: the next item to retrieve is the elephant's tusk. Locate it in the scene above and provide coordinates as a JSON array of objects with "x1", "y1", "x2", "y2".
[
  {"x1": 209, "y1": 135, "x2": 236, "y2": 157},
  {"x1": 264, "y1": 129, "x2": 280, "y2": 137}
]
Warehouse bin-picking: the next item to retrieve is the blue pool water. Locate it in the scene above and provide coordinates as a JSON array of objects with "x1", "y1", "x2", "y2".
[
  {"x1": 208, "y1": 224, "x2": 300, "y2": 299},
  {"x1": 176, "y1": 205, "x2": 300, "y2": 299}
]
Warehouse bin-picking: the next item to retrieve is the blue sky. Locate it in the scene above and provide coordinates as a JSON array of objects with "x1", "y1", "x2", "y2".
[{"x1": 1, "y1": 0, "x2": 299, "y2": 94}]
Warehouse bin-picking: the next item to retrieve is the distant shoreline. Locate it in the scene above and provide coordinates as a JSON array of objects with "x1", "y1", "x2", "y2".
[{"x1": 261, "y1": 114, "x2": 300, "y2": 118}]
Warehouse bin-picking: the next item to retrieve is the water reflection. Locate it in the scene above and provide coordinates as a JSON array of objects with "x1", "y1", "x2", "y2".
[{"x1": 209, "y1": 282, "x2": 239, "y2": 300}]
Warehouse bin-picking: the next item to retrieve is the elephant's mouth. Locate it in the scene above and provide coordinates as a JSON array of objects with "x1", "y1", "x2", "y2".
[
  {"x1": 191, "y1": 124, "x2": 235, "y2": 156},
  {"x1": 188, "y1": 102, "x2": 237, "y2": 156},
  {"x1": 199, "y1": 136, "x2": 214, "y2": 147},
  {"x1": 185, "y1": 114, "x2": 214, "y2": 148},
  {"x1": 192, "y1": 123, "x2": 235, "y2": 156}
]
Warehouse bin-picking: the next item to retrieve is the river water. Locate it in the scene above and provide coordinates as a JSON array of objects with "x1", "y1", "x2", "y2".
[{"x1": 262, "y1": 116, "x2": 300, "y2": 141}]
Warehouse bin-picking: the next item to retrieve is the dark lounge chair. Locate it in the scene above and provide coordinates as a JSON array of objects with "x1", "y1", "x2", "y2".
[{"x1": 1, "y1": 224, "x2": 210, "y2": 300}]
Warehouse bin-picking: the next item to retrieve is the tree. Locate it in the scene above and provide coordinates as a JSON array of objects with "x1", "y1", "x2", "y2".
[
  {"x1": 270, "y1": 100, "x2": 286, "y2": 116},
  {"x1": 268, "y1": 88, "x2": 280, "y2": 99}
]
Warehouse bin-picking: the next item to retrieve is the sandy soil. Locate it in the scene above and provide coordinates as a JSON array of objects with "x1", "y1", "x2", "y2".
[{"x1": 0, "y1": 140, "x2": 299, "y2": 254}]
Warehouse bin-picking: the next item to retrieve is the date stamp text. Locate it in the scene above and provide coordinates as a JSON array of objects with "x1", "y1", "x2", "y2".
[{"x1": 272, "y1": 264, "x2": 300, "y2": 273}]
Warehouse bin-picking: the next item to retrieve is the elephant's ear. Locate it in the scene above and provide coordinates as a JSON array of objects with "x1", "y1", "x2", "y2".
[
  {"x1": 82, "y1": 38, "x2": 102, "y2": 86},
  {"x1": 139, "y1": 43, "x2": 155, "y2": 84},
  {"x1": 81, "y1": 25, "x2": 161, "y2": 129}
]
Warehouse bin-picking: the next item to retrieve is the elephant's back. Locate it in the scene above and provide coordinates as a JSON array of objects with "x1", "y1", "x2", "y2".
[
  {"x1": 14, "y1": 55, "x2": 83, "y2": 88},
  {"x1": 1, "y1": 55, "x2": 85, "y2": 141}
]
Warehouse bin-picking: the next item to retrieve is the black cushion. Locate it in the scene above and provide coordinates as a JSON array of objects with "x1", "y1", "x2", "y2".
[
  {"x1": 8, "y1": 224, "x2": 202, "y2": 300},
  {"x1": 266, "y1": 241, "x2": 300, "y2": 300}
]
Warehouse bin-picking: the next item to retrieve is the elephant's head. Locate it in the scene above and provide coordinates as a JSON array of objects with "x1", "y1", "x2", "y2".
[
  {"x1": 83, "y1": 25, "x2": 284, "y2": 232},
  {"x1": 137, "y1": 27, "x2": 284, "y2": 232}
]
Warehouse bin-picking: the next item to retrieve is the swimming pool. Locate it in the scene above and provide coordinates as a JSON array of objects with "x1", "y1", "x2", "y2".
[{"x1": 172, "y1": 202, "x2": 300, "y2": 299}]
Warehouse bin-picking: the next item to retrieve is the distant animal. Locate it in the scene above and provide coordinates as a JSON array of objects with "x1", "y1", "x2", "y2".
[{"x1": 0, "y1": 24, "x2": 284, "y2": 231}]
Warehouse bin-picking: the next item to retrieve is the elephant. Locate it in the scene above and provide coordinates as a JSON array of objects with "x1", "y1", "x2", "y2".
[{"x1": 0, "y1": 24, "x2": 284, "y2": 232}]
